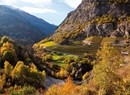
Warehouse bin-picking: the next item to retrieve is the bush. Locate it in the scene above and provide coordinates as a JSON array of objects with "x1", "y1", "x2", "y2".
[
  {"x1": 2, "y1": 51, "x2": 15, "y2": 64},
  {"x1": 82, "y1": 72, "x2": 89, "y2": 80},
  {"x1": 42, "y1": 54, "x2": 52, "y2": 62},
  {"x1": 56, "y1": 68, "x2": 68, "y2": 78},
  {"x1": 45, "y1": 77, "x2": 79, "y2": 95},
  {"x1": 10, "y1": 86, "x2": 36, "y2": 95},
  {"x1": 1, "y1": 36, "x2": 9, "y2": 44}
]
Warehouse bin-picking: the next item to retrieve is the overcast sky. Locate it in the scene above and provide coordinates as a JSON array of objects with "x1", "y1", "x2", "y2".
[{"x1": 0, "y1": 0, "x2": 82, "y2": 25}]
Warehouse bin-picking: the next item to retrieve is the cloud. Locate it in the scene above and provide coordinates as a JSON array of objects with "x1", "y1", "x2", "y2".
[
  {"x1": 1, "y1": 0, "x2": 17, "y2": 5},
  {"x1": 20, "y1": 0, "x2": 52, "y2": 4},
  {"x1": 21, "y1": 7, "x2": 57, "y2": 14},
  {"x1": 0, "y1": 0, "x2": 52, "y2": 5},
  {"x1": 64, "y1": 0, "x2": 82, "y2": 8},
  {"x1": 0, "y1": 0, "x2": 56, "y2": 14}
]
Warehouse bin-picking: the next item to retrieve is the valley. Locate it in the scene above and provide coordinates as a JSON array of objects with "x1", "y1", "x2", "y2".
[{"x1": 1, "y1": 0, "x2": 130, "y2": 95}]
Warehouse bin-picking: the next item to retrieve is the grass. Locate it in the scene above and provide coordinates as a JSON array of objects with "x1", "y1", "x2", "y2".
[
  {"x1": 73, "y1": 41, "x2": 83, "y2": 45},
  {"x1": 52, "y1": 54, "x2": 63, "y2": 61},
  {"x1": 47, "y1": 37, "x2": 125, "y2": 55},
  {"x1": 54, "y1": 61, "x2": 67, "y2": 68},
  {"x1": 48, "y1": 45, "x2": 99, "y2": 55},
  {"x1": 85, "y1": 36, "x2": 102, "y2": 43},
  {"x1": 51, "y1": 53, "x2": 68, "y2": 68},
  {"x1": 39, "y1": 36, "x2": 126, "y2": 68},
  {"x1": 85, "y1": 37, "x2": 125, "y2": 44},
  {"x1": 40, "y1": 37, "x2": 125, "y2": 56},
  {"x1": 51, "y1": 53, "x2": 78, "y2": 68},
  {"x1": 40, "y1": 41, "x2": 57, "y2": 47}
]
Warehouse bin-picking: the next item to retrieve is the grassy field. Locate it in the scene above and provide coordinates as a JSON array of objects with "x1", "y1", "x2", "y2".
[
  {"x1": 38, "y1": 36, "x2": 126, "y2": 68},
  {"x1": 40, "y1": 37, "x2": 125, "y2": 56},
  {"x1": 72, "y1": 41, "x2": 83, "y2": 45},
  {"x1": 48, "y1": 44, "x2": 99, "y2": 55},
  {"x1": 101, "y1": 37, "x2": 125, "y2": 44},
  {"x1": 85, "y1": 36, "x2": 103, "y2": 43},
  {"x1": 54, "y1": 60, "x2": 67, "y2": 68},
  {"x1": 85, "y1": 36, "x2": 125, "y2": 44},
  {"x1": 51, "y1": 53, "x2": 67, "y2": 68},
  {"x1": 40, "y1": 41, "x2": 57, "y2": 47},
  {"x1": 50, "y1": 53, "x2": 80, "y2": 68}
]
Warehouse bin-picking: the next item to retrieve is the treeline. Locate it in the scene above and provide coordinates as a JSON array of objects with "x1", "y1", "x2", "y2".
[{"x1": 45, "y1": 43, "x2": 130, "y2": 95}]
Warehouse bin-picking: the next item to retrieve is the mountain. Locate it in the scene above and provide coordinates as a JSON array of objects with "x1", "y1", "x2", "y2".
[
  {"x1": 51, "y1": 0, "x2": 130, "y2": 44},
  {"x1": 0, "y1": 5, "x2": 57, "y2": 45},
  {"x1": 16, "y1": 7, "x2": 57, "y2": 35}
]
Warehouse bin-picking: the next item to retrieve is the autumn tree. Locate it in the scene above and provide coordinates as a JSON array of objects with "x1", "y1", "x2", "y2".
[
  {"x1": 0, "y1": 42, "x2": 15, "y2": 54},
  {"x1": 62, "y1": 76, "x2": 77, "y2": 94},
  {"x1": 42, "y1": 54, "x2": 52, "y2": 62},
  {"x1": 12, "y1": 61, "x2": 28, "y2": 77},
  {"x1": 0, "y1": 42, "x2": 17, "y2": 64},
  {"x1": 2, "y1": 51, "x2": 15, "y2": 64},
  {"x1": 82, "y1": 72, "x2": 89, "y2": 80},
  {"x1": 4, "y1": 61, "x2": 13, "y2": 77},
  {"x1": 93, "y1": 43, "x2": 124, "y2": 94},
  {"x1": 45, "y1": 76, "x2": 79, "y2": 95},
  {"x1": 56, "y1": 68, "x2": 68, "y2": 78},
  {"x1": 1, "y1": 36, "x2": 9, "y2": 44},
  {"x1": 11, "y1": 61, "x2": 46, "y2": 87}
]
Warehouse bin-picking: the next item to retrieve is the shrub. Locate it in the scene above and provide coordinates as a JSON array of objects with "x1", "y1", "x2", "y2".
[
  {"x1": 45, "y1": 77, "x2": 79, "y2": 95},
  {"x1": 82, "y1": 72, "x2": 89, "y2": 80},
  {"x1": 1, "y1": 36, "x2": 9, "y2": 44},
  {"x1": 2, "y1": 51, "x2": 15, "y2": 64},
  {"x1": 10, "y1": 86, "x2": 36, "y2": 95}
]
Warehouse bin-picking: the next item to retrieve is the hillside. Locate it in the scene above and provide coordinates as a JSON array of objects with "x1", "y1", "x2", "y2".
[
  {"x1": 32, "y1": 0, "x2": 130, "y2": 87},
  {"x1": 0, "y1": 36, "x2": 46, "y2": 94},
  {"x1": 0, "y1": 5, "x2": 57, "y2": 45},
  {"x1": 1, "y1": 1, "x2": 130, "y2": 94},
  {"x1": 17, "y1": 7, "x2": 57, "y2": 35},
  {"x1": 51, "y1": 0, "x2": 130, "y2": 44}
]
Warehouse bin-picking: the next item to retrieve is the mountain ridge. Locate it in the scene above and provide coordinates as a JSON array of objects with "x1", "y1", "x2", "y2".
[
  {"x1": 50, "y1": 0, "x2": 130, "y2": 44},
  {"x1": 0, "y1": 5, "x2": 57, "y2": 45}
]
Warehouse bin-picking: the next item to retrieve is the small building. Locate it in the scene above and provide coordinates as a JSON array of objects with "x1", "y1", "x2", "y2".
[{"x1": 83, "y1": 40, "x2": 92, "y2": 45}]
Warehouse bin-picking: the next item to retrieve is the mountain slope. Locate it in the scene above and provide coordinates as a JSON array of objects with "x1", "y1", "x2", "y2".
[
  {"x1": 16, "y1": 8, "x2": 57, "y2": 35},
  {"x1": 0, "y1": 5, "x2": 57, "y2": 45},
  {"x1": 51, "y1": 0, "x2": 130, "y2": 44}
]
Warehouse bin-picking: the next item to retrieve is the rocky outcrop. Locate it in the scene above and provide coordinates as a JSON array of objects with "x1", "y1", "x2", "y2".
[
  {"x1": 75, "y1": 68, "x2": 83, "y2": 79},
  {"x1": 112, "y1": 22, "x2": 130, "y2": 37},
  {"x1": 52, "y1": 0, "x2": 130, "y2": 44}
]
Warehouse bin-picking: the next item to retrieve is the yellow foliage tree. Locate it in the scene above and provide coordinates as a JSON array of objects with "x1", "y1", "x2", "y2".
[
  {"x1": 11, "y1": 61, "x2": 46, "y2": 87},
  {"x1": 1, "y1": 42, "x2": 15, "y2": 54},
  {"x1": 4, "y1": 61, "x2": 13, "y2": 77},
  {"x1": 45, "y1": 76, "x2": 79, "y2": 95},
  {"x1": 93, "y1": 43, "x2": 124, "y2": 94}
]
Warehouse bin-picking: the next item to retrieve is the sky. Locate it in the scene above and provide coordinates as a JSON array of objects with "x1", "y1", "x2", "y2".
[{"x1": 0, "y1": 0, "x2": 82, "y2": 25}]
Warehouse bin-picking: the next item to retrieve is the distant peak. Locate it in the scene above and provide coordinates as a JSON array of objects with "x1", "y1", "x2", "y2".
[{"x1": 0, "y1": 5, "x2": 23, "y2": 12}]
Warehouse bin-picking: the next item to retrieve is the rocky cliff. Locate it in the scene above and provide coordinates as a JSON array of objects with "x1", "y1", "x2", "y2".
[{"x1": 52, "y1": 0, "x2": 130, "y2": 44}]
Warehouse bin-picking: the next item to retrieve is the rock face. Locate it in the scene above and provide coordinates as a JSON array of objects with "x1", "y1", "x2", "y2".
[{"x1": 52, "y1": 0, "x2": 130, "y2": 44}]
